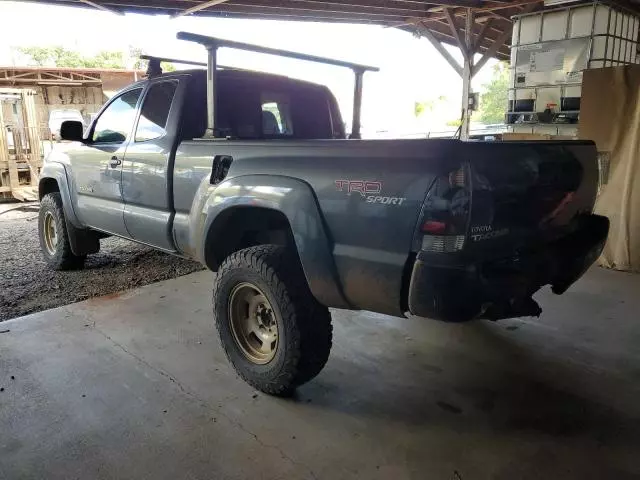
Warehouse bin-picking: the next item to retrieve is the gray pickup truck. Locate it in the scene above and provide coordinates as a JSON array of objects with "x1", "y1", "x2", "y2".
[{"x1": 39, "y1": 32, "x2": 608, "y2": 395}]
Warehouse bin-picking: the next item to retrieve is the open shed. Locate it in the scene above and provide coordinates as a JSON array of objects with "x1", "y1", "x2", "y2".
[
  {"x1": 3, "y1": 3, "x2": 640, "y2": 480},
  {"x1": 20, "y1": 0, "x2": 640, "y2": 138}
]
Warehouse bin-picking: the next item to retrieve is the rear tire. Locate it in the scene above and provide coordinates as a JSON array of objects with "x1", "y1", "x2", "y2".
[
  {"x1": 38, "y1": 192, "x2": 86, "y2": 270},
  {"x1": 213, "y1": 245, "x2": 332, "y2": 396}
]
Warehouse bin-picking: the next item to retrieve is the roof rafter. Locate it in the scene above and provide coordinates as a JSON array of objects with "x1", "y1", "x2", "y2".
[
  {"x1": 171, "y1": 0, "x2": 230, "y2": 18},
  {"x1": 20, "y1": 0, "x2": 611, "y2": 62},
  {"x1": 77, "y1": 0, "x2": 123, "y2": 15}
]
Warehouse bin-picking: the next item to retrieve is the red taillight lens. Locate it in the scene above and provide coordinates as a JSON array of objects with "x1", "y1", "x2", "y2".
[
  {"x1": 422, "y1": 220, "x2": 447, "y2": 234},
  {"x1": 421, "y1": 164, "x2": 470, "y2": 252}
]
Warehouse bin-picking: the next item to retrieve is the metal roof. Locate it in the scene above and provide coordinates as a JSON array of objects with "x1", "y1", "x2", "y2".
[{"x1": 17, "y1": 1, "x2": 640, "y2": 61}]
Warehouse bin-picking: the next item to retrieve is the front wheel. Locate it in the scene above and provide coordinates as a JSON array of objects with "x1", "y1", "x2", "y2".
[
  {"x1": 38, "y1": 192, "x2": 86, "y2": 270},
  {"x1": 213, "y1": 245, "x2": 332, "y2": 396}
]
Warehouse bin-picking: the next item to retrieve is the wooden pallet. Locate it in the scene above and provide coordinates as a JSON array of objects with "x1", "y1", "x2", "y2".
[
  {"x1": 11, "y1": 186, "x2": 38, "y2": 202},
  {"x1": 1, "y1": 89, "x2": 42, "y2": 202}
]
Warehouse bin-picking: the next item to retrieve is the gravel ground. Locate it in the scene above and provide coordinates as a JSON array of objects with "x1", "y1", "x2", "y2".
[{"x1": 0, "y1": 202, "x2": 204, "y2": 322}]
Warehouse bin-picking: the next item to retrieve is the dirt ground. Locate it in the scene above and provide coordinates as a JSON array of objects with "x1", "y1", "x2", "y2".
[{"x1": 0, "y1": 202, "x2": 204, "y2": 322}]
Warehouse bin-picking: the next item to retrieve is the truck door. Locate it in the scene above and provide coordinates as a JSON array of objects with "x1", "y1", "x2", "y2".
[
  {"x1": 121, "y1": 79, "x2": 180, "y2": 251},
  {"x1": 68, "y1": 87, "x2": 142, "y2": 237}
]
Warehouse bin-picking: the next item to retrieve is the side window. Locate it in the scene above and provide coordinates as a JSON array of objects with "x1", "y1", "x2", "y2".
[
  {"x1": 92, "y1": 88, "x2": 142, "y2": 143},
  {"x1": 135, "y1": 81, "x2": 178, "y2": 142},
  {"x1": 261, "y1": 93, "x2": 293, "y2": 137}
]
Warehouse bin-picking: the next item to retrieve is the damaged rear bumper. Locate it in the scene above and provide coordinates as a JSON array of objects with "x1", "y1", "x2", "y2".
[{"x1": 408, "y1": 214, "x2": 610, "y2": 322}]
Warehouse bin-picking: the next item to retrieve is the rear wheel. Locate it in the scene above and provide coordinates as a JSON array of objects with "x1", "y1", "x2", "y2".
[
  {"x1": 38, "y1": 192, "x2": 86, "y2": 270},
  {"x1": 213, "y1": 245, "x2": 332, "y2": 396}
]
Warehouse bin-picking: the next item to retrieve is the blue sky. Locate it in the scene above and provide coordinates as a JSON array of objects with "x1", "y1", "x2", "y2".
[{"x1": 0, "y1": 1, "x2": 499, "y2": 135}]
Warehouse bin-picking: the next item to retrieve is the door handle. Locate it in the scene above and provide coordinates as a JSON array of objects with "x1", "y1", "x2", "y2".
[{"x1": 109, "y1": 156, "x2": 121, "y2": 168}]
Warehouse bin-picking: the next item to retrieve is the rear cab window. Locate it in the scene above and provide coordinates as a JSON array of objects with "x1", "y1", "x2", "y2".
[
  {"x1": 261, "y1": 93, "x2": 294, "y2": 137},
  {"x1": 205, "y1": 73, "x2": 344, "y2": 140}
]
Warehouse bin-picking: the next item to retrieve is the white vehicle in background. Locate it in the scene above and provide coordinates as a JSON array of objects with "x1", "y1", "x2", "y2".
[{"x1": 48, "y1": 109, "x2": 85, "y2": 141}]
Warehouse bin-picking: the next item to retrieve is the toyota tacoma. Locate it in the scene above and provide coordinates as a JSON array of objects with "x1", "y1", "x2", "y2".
[{"x1": 38, "y1": 32, "x2": 609, "y2": 395}]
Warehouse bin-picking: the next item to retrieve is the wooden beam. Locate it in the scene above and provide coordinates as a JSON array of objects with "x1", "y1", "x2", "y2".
[
  {"x1": 171, "y1": 0, "x2": 230, "y2": 18},
  {"x1": 78, "y1": 0, "x2": 123, "y2": 15},
  {"x1": 416, "y1": 22, "x2": 462, "y2": 77},
  {"x1": 276, "y1": 0, "x2": 480, "y2": 16},
  {"x1": 472, "y1": 3, "x2": 538, "y2": 76},
  {"x1": 423, "y1": 0, "x2": 542, "y2": 22},
  {"x1": 411, "y1": 19, "x2": 510, "y2": 59},
  {"x1": 424, "y1": 0, "x2": 483, "y2": 6},
  {"x1": 488, "y1": 10, "x2": 513, "y2": 22},
  {"x1": 472, "y1": 17, "x2": 493, "y2": 53},
  {"x1": 461, "y1": 7, "x2": 473, "y2": 140},
  {"x1": 443, "y1": 7, "x2": 469, "y2": 60},
  {"x1": 472, "y1": 27, "x2": 511, "y2": 76}
]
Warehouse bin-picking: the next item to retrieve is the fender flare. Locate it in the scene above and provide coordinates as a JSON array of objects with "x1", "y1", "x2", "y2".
[
  {"x1": 38, "y1": 162, "x2": 100, "y2": 256},
  {"x1": 39, "y1": 162, "x2": 82, "y2": 227},
  {"x1": 194, "y1": 174, "x2": 350, "y2": 309}
]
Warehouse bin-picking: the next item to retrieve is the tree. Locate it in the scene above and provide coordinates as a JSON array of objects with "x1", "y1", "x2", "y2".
[
  {"x1": 414, "y1": 95, "x2": 447, "y2": 118},
  {"x1": 16, "y1": 45, "x2": 178, "y2": 72},
  {"x1": 14, "y1": 46, "x2": 57, "y2": 66},
  {"x1": 128, "y1": 46, "x2": 176, "y2": 72},
  {"x1": 128, "y1": 46, "x2": 147, "y2": 70},
  {"x1": 477, "y1": 61, "x2": 509, "y2": 124},
  {"x1": 82, "y1": 51, "x2": 125, "y2": 69},
  {"x1": 161, "y1": 62, "x2": 177, "y2": 72},
  {"x1": 15, "y1": 46, "x2": 125, "y2": 69}
]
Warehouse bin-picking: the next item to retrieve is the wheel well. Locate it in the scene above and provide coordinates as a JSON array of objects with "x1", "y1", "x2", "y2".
[
  {"x1": 205, "y1": 207, "x2": 296, "y2": 271},
  {"x1": 39, "y1": 178, "x2": 59, "y2": 200}
]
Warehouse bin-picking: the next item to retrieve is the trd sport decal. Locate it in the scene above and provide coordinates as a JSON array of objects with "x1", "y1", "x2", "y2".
[
  {"x1": 335, "y1": 180, "x2": 381, "y2": 195},
  {"x1": 335, "y1": 180, "x2": 407, "y2": 206}
]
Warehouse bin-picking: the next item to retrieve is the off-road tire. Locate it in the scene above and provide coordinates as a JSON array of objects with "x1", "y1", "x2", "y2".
[
  {"x1": 213, "y1": 245, "x2": 333, "y2": 396},
  {"x1": 38, "y1": 192, "x2": 86, "y2": 270}
]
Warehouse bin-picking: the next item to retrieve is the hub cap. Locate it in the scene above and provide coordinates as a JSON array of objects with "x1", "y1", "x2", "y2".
[
  {"x1": 228, "y1": 282, "x2": 278, "y2": 364},
  {"x1": 43, "y1": 212, "x2": 58, "y2": 256}
]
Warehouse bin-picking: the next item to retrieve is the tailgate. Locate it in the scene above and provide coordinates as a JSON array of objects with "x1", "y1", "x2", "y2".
[{"x1": 465, "y1": 141, "x2": 599, "y2": 255}]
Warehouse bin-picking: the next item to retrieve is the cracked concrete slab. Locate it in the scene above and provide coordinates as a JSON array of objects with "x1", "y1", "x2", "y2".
[{"x1": 1, "y1": 267, "x2": 640, "y2": 479}]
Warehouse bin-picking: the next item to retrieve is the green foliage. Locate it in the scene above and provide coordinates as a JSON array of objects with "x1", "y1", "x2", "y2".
[
  {"x1": 446, "y1": 119, "x2": 462, "y2": 127},
  {"x1": 127, "y1": 46, "x2": 176, "y2": 72},
  {"x1": 82, "y1": 51, "x2": 125, "y2": 69},
  {"x1": 414, "y1": 95, "x2": 447, "y2": 118},
  {"x1": 16, "y1": 45, "x2": 181, "y2": 74},
  {"x1": 16, "y1": 45, "x2": 125, "y2": 69},
  {"x1": 15, "y1": 46, "x2": 60, "y2": 66},
  {"x1": 477, "y1": 62, "x2": 509, "y2": 124},
  {"x1": 128, "y1": 46, "x2": 146, "y2": 70},
  {"x1": 162, "y1": 62, "x2": 177, "y2": 72}
]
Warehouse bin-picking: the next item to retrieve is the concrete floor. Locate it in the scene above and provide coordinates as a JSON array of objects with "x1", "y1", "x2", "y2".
[{"x1": 1, "y1": 267, "x2": 640, "y2": 480}]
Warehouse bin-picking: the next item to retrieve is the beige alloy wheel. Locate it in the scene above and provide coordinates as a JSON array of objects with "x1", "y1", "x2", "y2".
[
  {"x1": 228, "y1": 282, "x2": 278, "y2": 364},
  {"x1": 42, "y1": 211, "x2": 59, "y2": 256}
]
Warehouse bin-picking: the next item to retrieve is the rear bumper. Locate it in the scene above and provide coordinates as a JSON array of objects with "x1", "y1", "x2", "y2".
[{"x1": 408, "y1": 214, "x2": 610, "y2": 322}]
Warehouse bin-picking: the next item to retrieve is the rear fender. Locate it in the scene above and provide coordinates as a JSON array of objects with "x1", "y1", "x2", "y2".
[{"x1": 191, "y1": 174, "x2": 350, "y2": 309}]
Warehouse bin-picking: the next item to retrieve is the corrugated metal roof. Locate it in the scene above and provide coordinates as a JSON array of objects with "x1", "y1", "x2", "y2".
[{"x1": 15, "y1": 1, "x2": 640, "y2": 60}]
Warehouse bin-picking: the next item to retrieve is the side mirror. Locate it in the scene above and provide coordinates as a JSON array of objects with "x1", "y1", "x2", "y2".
[{"x1": 60, "y1": 120, "x2": 84, "y2": 142}]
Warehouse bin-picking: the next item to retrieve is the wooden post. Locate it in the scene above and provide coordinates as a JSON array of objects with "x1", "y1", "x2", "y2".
[
  {"x1": 8, "y1": 128, "x2": 21, "y2": 194},
  {"x1": 20, "y1": 90, "x2": 42, "y2": 184},
  {"x1": 0, "y1": 105, "x2": 10, "y2": 197}
]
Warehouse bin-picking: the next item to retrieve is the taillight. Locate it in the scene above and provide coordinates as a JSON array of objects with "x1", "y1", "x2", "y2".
[{"x1": 421, "y1": 164, "x2": 471, "y2": 253}]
